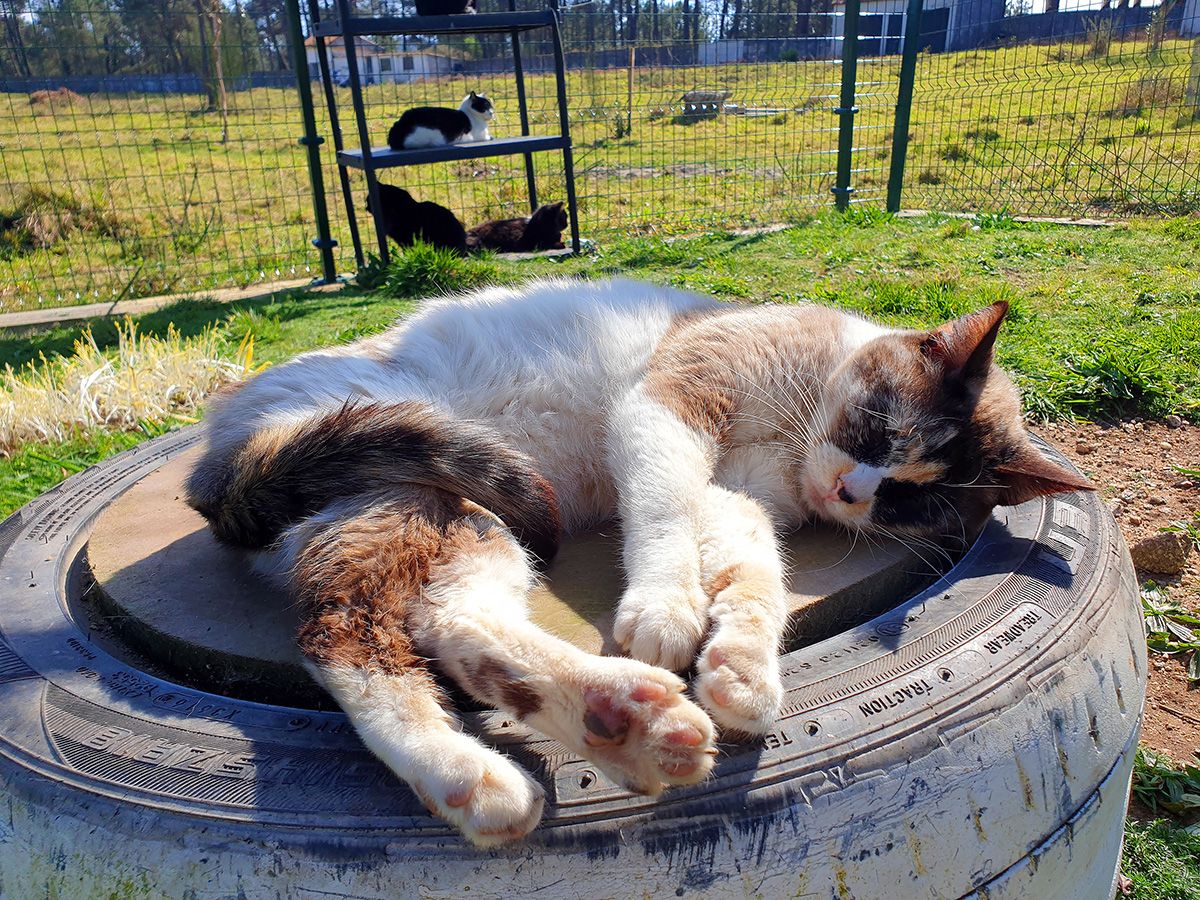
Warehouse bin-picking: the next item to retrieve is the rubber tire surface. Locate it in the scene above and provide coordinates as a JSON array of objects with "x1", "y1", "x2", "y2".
[{"x1": 0, "y1": 428, "x2": 1145, "y2": 899}]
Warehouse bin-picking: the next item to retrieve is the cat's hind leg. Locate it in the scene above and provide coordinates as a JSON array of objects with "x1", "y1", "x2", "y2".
[
  {"x1": 693, "y1": 484, "x2": 788, "y2": 736},
  {"x1": 289, "y1": 489, "x2": 544, "y2": 847},
  {"x1": 408, "y1": 503, "x2": 718, "y2": 796}
]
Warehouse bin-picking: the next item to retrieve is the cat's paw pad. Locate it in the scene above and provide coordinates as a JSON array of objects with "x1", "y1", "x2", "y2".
[
  {"x1": 576, "y1": 663, "x2": 717, "y2": 794},
  {"x1": 413, "y1": 738, "x2": 545, "y2": 848},
  {"x1": 694, "y1": 639, "x2": 783, "y2": 736},
  {"x1": 613, "y1": 586, "x2": 709, "y2": 671}
]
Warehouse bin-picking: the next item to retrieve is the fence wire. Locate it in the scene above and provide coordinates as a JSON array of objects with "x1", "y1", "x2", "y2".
[{"x1": 1, "y1": 0, "x2": 1198, "y2": 313}]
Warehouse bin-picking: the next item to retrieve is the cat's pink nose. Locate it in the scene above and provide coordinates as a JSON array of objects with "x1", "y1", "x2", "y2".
[{"x1": 825, "y1": 476, "x2": 856, "y2": 505}]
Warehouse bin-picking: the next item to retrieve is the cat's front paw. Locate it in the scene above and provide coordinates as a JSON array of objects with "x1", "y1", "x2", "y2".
[
  {"x1": 694, "y1": 637, "x2": 783, "y2": 736},
  {"x1": 613, "y1": 585, "x2": 709, "y2": 671},
  {"x1": 411, "y1": 732, "x2": 545, "y2": 848}
]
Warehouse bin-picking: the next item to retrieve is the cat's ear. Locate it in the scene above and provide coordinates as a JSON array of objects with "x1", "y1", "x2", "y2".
[
  {"x1": 469, "y1": 90, "x2": 477, "y2": 97},
  {"x1": 922, "y1": 301, "x2": 1008, "y2": 386},
  {"x1": 993, "y1": 441, "x2": 1094, "y2": 507}
]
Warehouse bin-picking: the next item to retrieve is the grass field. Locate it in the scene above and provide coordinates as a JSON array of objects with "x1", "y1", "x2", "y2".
[
  {"x1": 1, "y1": 212, "x2": 1198, "y2": 892},
  {"x1": 1, "y1": 32, "x2": 1197, "y2": 312}
]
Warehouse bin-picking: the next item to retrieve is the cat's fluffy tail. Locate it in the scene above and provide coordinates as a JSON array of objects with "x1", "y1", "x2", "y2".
[{"x1": 185, "y1": 401, "x2": 560, "y2": 565}]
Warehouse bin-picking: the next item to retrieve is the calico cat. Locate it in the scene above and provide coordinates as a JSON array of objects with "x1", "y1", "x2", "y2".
[
  {"x1": 186, "y1": 279, "x2": 1092, "y2": 847},
  {"x1": 414, "y1": 0, "x2": 477, "y2": 13},
  {"x1": 388, "y1": 91, "x2": 493, "y2": 150},
  {"x1": 366, "y1": 183, "x2": 468, "y2": 254},
  {"x1": 466, "y1": 201, "x2": 568, "y2": 252}
]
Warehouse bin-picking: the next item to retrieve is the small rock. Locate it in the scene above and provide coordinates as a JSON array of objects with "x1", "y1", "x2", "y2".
[
  {"x1": 1149, "y1": 496, "x2": 1166, "y2": 506},
  {"x1": 1174, "y1": 480, "x2": 1194, "y2": 489},
  {"x1": 1075, "y1": 441, "x2": 1096, "y2": 455},
  {"x1": 1130, "y1": 532, "x2": 1193, "y2": 575},
  {"x1": 1153, "y1": 660, "x2": 1164, "y2": 671},
  {"x1": 1109, "y1": 501, "x2": 1124, "y2": 516},
  {"x1": 1121, "y1": 489, "x2": 1137, "y2": 501},
  {"x1": 1159, "y1": 442, "x2": 1172, "y2": 450},
  {"x1": 1165, "y1": 414, "x2": 1183, "y2": 428},
  {"x1": 1127, "y1": 515, "x2": 1142, "y2": 526}
]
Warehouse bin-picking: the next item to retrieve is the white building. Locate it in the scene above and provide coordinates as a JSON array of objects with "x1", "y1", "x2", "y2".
[
  {"x1": 305, "y1": 37, "x2": 457, "y2": 85},
  {"x1": 830, "y1": 0, "x2": 1003, "y2": 53}
]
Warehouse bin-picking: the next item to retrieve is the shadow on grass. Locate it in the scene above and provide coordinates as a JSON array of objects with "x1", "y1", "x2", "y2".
[{"x1": 0, "y1": 286, "x2": 378, "y2": 371}]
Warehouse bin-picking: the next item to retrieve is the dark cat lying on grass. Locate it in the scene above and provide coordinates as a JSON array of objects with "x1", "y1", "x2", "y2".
[
  {"x1": 367, "y1": 183, "x2": 467, "y2": 255},
  {"x1": 466, "y1": 202, "x2": 568, "y2": 253}
]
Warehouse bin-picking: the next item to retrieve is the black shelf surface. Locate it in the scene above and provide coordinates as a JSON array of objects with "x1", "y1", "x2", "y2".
[
  {"x1": 339, "y1": 135, "x2": 568, "y2": 169},
  {"x1": 316, "y1": 10, "x2": 556, "y2": 38}
]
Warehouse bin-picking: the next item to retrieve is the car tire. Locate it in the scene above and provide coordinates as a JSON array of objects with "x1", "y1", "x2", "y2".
[{"x1": 0, "y1": 428, "x2": 1144, "y2": 899}]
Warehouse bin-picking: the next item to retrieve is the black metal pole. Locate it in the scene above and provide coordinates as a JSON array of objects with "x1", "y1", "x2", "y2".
[
  {"x1": 833, "y1": 0, "x2": 861, "y2": 212},
  {"x1": 307, "y1": 0, "x2": 364, "y2": 268},
  {"x1": 886, "y1": 0, "x2": 925, "y2": 213},
  {"x1": 284, "y1": 0, "x2": 337, "y2": 282},
  {"x1": 510, "y1": 0, "x2": 538, "y2": 212},
  {"x1": 336, "y1": 0, "x2": 390, "y2": 263},
  {"x1": 549, "y1": 3, "x2": 581, "y2": 253}
]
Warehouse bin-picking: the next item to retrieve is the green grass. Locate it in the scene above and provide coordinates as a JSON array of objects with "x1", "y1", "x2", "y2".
[
  {"x1": 2, "y1": 33, "x2": 1199, "y2": 311},
  {"x1": 1122, "y1": 817, "x2": 1200, "y2": 900}
]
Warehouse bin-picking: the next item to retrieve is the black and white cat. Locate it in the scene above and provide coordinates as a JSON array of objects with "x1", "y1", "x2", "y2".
[
  {"x1": 388, "y1": 92, "x2": 493, "y2": 150},
  {"x1": 414, "y1": 0, "x2": 477, "y2": 13},
  {"x1": 366, "y1": 183, "x2": 468, "y2": 255}
]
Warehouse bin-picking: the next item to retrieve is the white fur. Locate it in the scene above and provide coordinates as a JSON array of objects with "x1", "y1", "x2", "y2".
[{"x1": 312, "y1": 664, "x2": 544, "y2": 847}]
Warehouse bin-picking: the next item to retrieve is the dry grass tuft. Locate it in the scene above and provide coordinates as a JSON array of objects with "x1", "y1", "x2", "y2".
[
  {"x1": 0, "y1": 187, "x2": 137, "y2": 252},
  {"x1": 28, "y1": 87, "x2": 83, "y2": 108},
  {"x1": 0, "y1": 319, "x2": 259, "y2": 454}
]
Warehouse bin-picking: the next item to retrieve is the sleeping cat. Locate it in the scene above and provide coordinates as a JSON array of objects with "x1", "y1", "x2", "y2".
[
  {"x1": 366, "y1": 183, "x2": 468, "y2": 254},
  {"x1": 388, "y1": 91, "x2": 493, "y2": 150},
  {"x1": 467, "y1": 201, "x2": 568, "y2": 252},
  {"x1": 414, "y1": 0, "x2": 476, "y2": 13},
  {"x1": 186, "y1": 279, "x2": 1091, "y2": 847}
]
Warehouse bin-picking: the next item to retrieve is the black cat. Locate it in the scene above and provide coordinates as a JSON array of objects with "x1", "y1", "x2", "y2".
[
  {"x1": 387, "y1": 92, "x2": 493, "y2": 150},
  {"x1": 414, "y1": 0, "x2": 476, "y2": 14},
  {"x1": 366, "y1": 183, "x2": 468, "y2": 255},
  {"x1": 466, "y1": 202, "x2": 568, "y2": 253}
]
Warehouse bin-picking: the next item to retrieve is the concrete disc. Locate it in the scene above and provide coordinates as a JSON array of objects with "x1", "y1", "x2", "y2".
[{"x1": 86, "y1": 447, "x2": 923, "y2": 701}]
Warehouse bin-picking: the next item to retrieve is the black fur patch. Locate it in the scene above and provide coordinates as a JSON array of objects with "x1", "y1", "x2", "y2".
[{"x1": 185, "y1": 401, "x2": 561, "y2": 566}]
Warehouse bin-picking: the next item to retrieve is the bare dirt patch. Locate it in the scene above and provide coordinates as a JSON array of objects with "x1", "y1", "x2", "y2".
[{"x1": 1039, "y1": 420, "x2": 1199, "y2": 765}]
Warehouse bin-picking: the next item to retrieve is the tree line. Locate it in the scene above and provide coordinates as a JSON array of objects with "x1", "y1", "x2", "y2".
[{"x1": 0, "y1": 0, "x2": 838, "y2": 82}]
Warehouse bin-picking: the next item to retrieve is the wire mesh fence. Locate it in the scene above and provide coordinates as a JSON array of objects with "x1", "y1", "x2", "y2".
[
  {"x1": 899, "y1": 2, "x2": 1200, "y2": 216},
  {"x1": 1, "y1": 0, "x2": 1198, "y2": 313},
  {"x1": 0, "y1": 0, "x2": 330, "y2": 311}
]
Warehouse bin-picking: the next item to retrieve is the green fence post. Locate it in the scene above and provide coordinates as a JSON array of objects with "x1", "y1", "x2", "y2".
[
  {"x1": 284, "y1": 0, "x2": 337, "y2": 284},
  {"x1": 833, "y1": 0, "x2": 862, "y2": 212},
  {"x1": 886, "y1": 0, "x2": 925, "y2": 213}
]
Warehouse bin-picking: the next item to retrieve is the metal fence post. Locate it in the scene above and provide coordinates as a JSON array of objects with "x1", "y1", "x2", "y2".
[
  {"x1": 886, "y1": 0, "x2": 925, "y2": 213},
  {"x1": 284, "y1": 0, "x2": 337, "y2": 283},
  {"x1": 833, "y1": 0, "x2": 861, "y2": 212}
]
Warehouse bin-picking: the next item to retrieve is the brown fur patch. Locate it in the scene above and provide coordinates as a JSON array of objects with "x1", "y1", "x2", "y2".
[
  {"x1": 471, "y1": 655, "x2": 543, "y2": 719},
  {"x1": 294, "y1": 486, "x2": 466, "y2": 675},
  {"x1": 704, "y1": 564, "x2": 744, "y2": 599},
  {"x1": 891, "y1": 459, "x2": 946, "y2": 484},
  {"x1": 644, "y1": 305, "x2": 852, "y2": 446}
]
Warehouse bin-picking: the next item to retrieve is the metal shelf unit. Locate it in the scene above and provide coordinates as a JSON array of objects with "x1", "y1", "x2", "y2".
[{"x1": 310, "y1": 0, "x2": 581, "y2": 265}]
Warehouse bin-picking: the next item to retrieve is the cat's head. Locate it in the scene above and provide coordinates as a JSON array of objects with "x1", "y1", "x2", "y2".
[
  {"x1": 800, "y1": 302, "x2": 1092, "y2": 545},
  {"x1": 462, "y1": 91, "x2": 494, "y2": 120},
  {"x1": 531, "y1": 202, "x2": 567, "y2": 231},
  {"x1": 366, "y1": 183, "x2": 411, "y2": 215}
]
